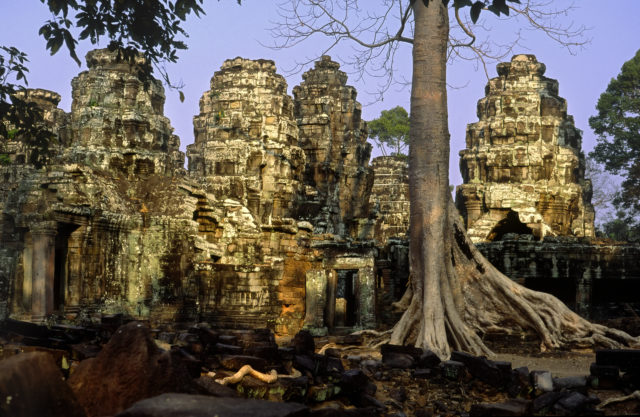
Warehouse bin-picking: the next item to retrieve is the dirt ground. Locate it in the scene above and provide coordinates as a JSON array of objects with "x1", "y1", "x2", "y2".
[{"x1": 492, "y1": 351, "x2": 595, "y2": 377}]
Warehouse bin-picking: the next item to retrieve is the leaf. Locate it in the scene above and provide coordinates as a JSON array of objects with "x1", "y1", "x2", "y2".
[
  {"x1": 488, "y1": 0, "x2": 509, "y2": 16},
  {"x1": 179, "y1": 90, "x2": 185, "y2": 103},
  {"x1": 454, "y1": 0, "x2": 473, "y2": 8},
  {"x1": 470, "y1": 1, "x2": 484, "y2": 23}
]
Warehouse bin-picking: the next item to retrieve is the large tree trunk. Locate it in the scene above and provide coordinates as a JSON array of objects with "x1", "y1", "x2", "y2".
[{"x1": 390, "y1": 0, "x2": 639, "y2": 359}]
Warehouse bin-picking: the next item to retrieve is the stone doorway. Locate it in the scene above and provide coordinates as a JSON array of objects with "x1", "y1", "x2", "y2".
[
  {"x1": 487, "y1": 210, "x2": 534, "y2": 241},
  {"x1": 54, "y1": 223, "x2": 80, "y2": 311},
  {"x1": 329, "y1": 269, "x2": 358, "y2": 328}
]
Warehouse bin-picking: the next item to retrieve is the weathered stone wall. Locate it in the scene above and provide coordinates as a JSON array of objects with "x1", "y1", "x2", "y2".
[
  {"x1": 66, "y1": 49, "x2": 185, "y2": 177},
  {"x1": 456, "y1": 55, "x2": 595, "y2": 243},
  {"x1": 369, "y1": 156, "x2": 410, "y2": 243},
  {"x1": 187, "y1": 58, "x2": 305, "y2": 224},
  {"x1": 477, "y1": 235, "x2": 640, "y2": 318},
  {"x1": 0, "y1": 51, "x2": 384, "y2": 338},
  {"x1": 293, "y1": 56, "x2": 373, "y2": 237}
]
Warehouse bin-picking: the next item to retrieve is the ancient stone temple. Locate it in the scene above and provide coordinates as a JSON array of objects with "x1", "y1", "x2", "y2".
[
  {"x1": 456, "y1": 54, "x2": 595, "y2": 243},
  {"x1": 293, "y1": 56, "x2": 373, "y2": 237},
  {"x1": 0, "y1": 50, "x2": 408, "y2": 336},
  {"x1": 187, "y1": 58, "x2": 305, "y2": 223},
  {"x1": 7, "y1": 49, "x2": 634, "y2": 335}
]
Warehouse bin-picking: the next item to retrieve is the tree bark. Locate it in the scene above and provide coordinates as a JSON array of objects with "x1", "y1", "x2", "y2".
[{"x1": 390, "y1": 0, "x2": 639, "y2": 359}]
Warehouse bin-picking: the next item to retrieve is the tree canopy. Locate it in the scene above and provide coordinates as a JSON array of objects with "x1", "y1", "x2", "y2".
[
  {"x1": 589, "y1": 49, "x2": 640, "y2": 226},
  {"x1": 368, "y1": 106, "x2": 410, "y2": 157}
]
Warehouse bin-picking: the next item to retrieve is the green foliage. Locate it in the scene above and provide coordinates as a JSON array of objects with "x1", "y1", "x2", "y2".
[
  {"x1": 1, "y1": 0, "x2": 241, "y2": 168},
  {"x1": 411, "y1": 0, "x2": 521, "y2": 23},
  {"x1": 597, "y1": 210, "x2": 640, "y2": 242},
  {"x1": 589, "y1": 49, "x2": 640, "y2": 220},
  {"x1": 0, "y1": 46, "x2": 56, "y2": 167},
  {"x1": 368, "y1": 106, "x2": 410, "y2": 157}
]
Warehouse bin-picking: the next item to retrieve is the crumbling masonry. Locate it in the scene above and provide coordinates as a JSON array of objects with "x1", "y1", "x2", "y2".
[
  {"x1": 456, "y1": 55, "x2": 595, "y2": 242},
  {"x1": 0, "y1": 50, "x2": 408, "y2": 336},
  {"x1": 0, "y1": 51, "x2": 638, "y2": 335}
]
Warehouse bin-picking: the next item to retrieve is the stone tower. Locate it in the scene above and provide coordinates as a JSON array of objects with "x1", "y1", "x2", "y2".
[
  {"x1": 67, "y1": 49, "x2": 184, "y2": 176},
  {"x1": 187, "y1": 58, "x2": 305, "y2": 224},
  {"x1": 456, "y1": 54, "x2": 595, "y2": 242},
  {"x1": 369, "y1": 156, "x2": 410, "y2": 243},
  {"x1": 293, "y1": 56, "x2": 373, "y2": 237}
]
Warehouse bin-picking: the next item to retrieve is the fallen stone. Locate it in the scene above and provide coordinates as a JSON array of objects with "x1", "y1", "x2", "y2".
[
  {"x1": 596, "y1": 349, "x2": 640, "y2": 372},
  {"x1": 530, "y1": 370, "x2": 554, "y2": 393},
  {"x1": 470, "y1": 399, "x2": 532, "y2": 416},
  {"x1": 554, "y1": 391, "x2": 590, "y2": 415},
  {"x1": 532, "y1": 391, "x2": 564, "y2": 413},
  {"x1": 278, "y1": 346, "x2": 296, "y2": 361},
  {"x1": 507, "y1": 367, "x2": 530, "y2": 397},
  {"x1": 308, "y1": 383, "x2": 341, "y2": 402},
  {"x1": 417, "y1": 349, "x2": 441, "y2": 369},
  {"x1": 341, "y1": 369, "x2": 370, "y2": 394},
  {"x1": 382, "y1": 352, "x2": 416, "y2": 369},
  {"x1": 413, "y1": 368, "x2": 437, "y2": 379},
  {"x1": 553, "y1": 375, "x2": 588, "y2": 391},
  {"x1": 325, "y1": 356, "x2": 344, "y2": 374},
  {"x1": 451, "y1": 351, "x2": 505, "y2": 387},
  {"x1": 115, "y1": 393, "x2": 309, "y2": 417},
  {"x1": 323, "y1": 348, "x2": 341, "y2": 358},
  {"x1": 0, "y1": 352, "x2": 86, "y2": 417},
  {"x1": 245, "y1": 341, "x2": 279, "y2": 360},
  {"x1": 440, "y1": 360, "x2": 467, "y2": 381},
  {"x1": 294, "y1": 354, "x2": 317, "y2": 374},
  {"x1": 215, "y1": 343, "x2": 244, "y2": 354},
  {"x1": 68, "y1": 322, "x2": 200, "y2": 417},
  {"x1": 380, "y1": 343, "x2": 423, "y2": 361},
  {"x1": 71, "y1": 342, "x2": 102, "y2": 361},
  {"x1": 589, "y1": 363, "x2": 620, "y2": 389},
  {"x1": 197, "y1": 327, "x2": 219, "y2": 347},
  {"x1": 293, "y1": 330, "x2": 315, "y2": 354},
  {"x1": 194, "y1": 375, "x2": 240, "y2": 397},
  {"x1": 310, "y1": 405, "x2": 379, "y2": 417},
  {"x1": 219, "y1": 335, "x2": 239, "y2": 345}
]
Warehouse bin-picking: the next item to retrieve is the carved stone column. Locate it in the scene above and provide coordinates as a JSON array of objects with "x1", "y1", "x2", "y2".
[{"x1": 30, "y1": 221, "x2": 57, "y2": 322}]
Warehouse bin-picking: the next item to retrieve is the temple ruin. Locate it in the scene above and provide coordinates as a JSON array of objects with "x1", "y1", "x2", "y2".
[
  {"x1": 456, "y1": 54, "x2": 595, "y2": 243},
  {"x1": 0, "y1": 50, "x2": 638, "y2": 336},
  {"x1": 0, "y1": 50, "x2": 410, "y2": 336}
]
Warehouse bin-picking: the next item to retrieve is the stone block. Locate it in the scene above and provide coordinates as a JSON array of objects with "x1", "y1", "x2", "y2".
[
  {"x1": 0, "y1": 352, "x2": 86, "y2": 417},
  {"x1": 596, "y1": 349, "x2": 640, "y2": 372},
  {"x1": 115, "y1": 393, "x2": 309, "y2": 417},
  {"x1": 530, "y1": 370, "x2": 554, "y2": 393},
  {"x1": 470, "y1": 399, "x2": 532, "y2": 416},
  {"x1": 440, "y1": 360, "x2": 467, "y2": 381}
]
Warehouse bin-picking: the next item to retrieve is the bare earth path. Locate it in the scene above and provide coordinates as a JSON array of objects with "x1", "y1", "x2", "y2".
[{"x1": 492, "y1": 351, "x2": 595, "y2": 377}]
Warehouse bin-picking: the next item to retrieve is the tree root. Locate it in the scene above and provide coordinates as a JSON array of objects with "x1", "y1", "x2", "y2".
[
  {"x1": 389, "y1": 199, "x2": 640, "y2": 359},
  {"x1": 215, "y1": 365, "x2": 278, "y2": 385},
  {"x1": 212, "y1": 365, "x2": 303, "y2": 385},
  {"x1": 597, "y1": 390, "x2": 640, "y2": 409},
  {"x1": 317, "y1": 342, "x2": 361, "y2": 355}
]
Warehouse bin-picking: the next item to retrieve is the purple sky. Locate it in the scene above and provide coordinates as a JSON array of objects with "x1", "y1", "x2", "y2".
[{"x1": 1, "y1": 1, "x2": 639, "y2": 213}]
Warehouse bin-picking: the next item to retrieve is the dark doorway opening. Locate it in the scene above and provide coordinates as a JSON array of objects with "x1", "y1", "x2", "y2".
[
  {"x1": 487, "y1": 210, "x2": 534, "y2": 241},
  {"x1": 54, "y1": 223, "x2": 79, "y2": 311},
  {"x1": 326, "y1": 269, "x2": 359, "y2": 330},
  {"x1": 524, "y1": 277, "x2": 576, "y2": 310},
  {"x1": 336, "y1": 270, "x2": 358, "y2": 327}
]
